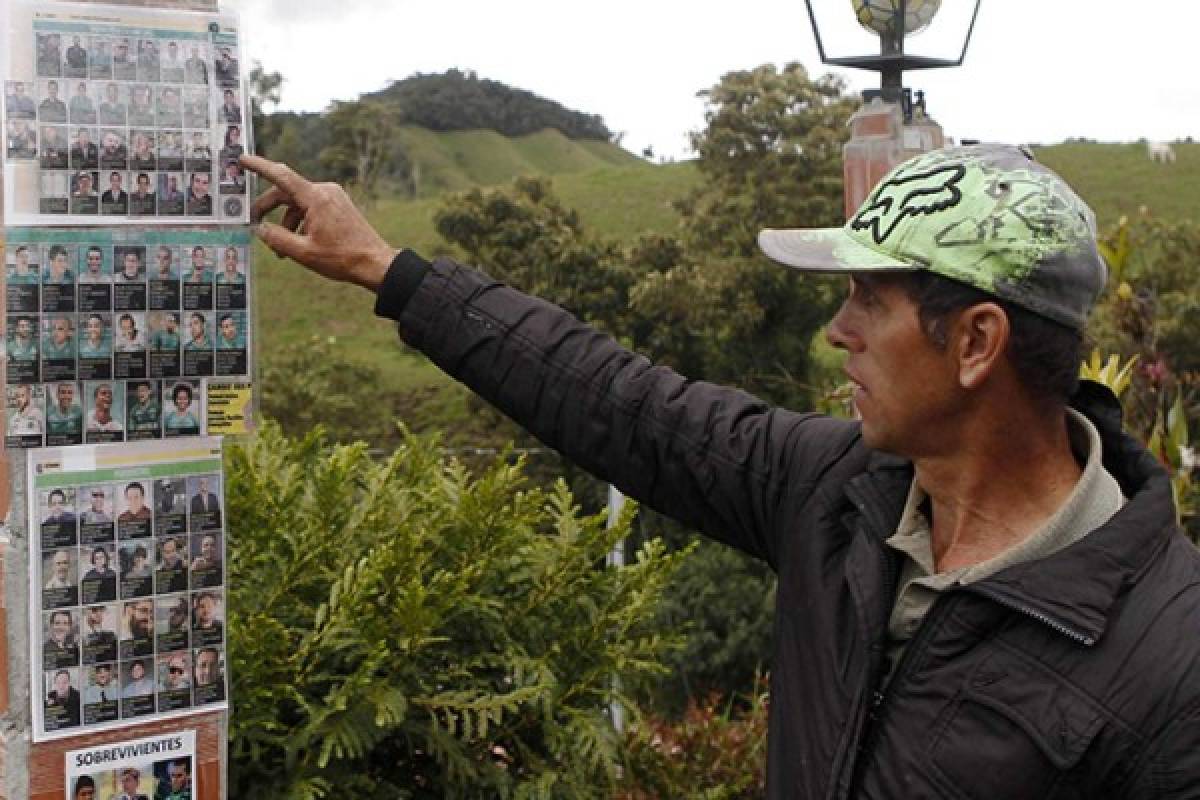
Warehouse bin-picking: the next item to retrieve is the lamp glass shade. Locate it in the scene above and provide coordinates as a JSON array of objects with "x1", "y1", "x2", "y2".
[{"x1": 852, "y1": 0, "x2": 942, "y2": 38}]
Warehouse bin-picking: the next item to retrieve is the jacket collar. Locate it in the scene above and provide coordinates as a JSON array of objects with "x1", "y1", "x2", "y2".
[{"x1": 853, "y1": 380, "x2": 1177, "y2": 646}]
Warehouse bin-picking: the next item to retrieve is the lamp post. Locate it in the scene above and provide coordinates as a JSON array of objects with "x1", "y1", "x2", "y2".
[{"x1": 803, "y1": 0, "x2": 983, "y2": 216}]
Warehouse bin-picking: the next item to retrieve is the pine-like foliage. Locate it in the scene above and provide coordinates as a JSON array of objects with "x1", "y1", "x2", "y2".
[{"x1": 226, "y1": 423, "x2": 686, "y2": 798}]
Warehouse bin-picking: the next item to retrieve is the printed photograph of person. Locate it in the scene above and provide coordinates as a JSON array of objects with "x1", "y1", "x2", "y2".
[
  {"x1": 43, "y1": 609, "x2": 79, "y2": 669},
  {"x1": 42, "y1": 547, "x2": 79, "y2": 608},
  {"x1": 6, "y1": 119, "x2": 37, "y2": 159},
  {"x1": 183, "y1": 246, "x2": 215, "y2": 311},
  {"x1": 83, "y1": 662, "x2": 119, "y2": 724},
  {"x1": 120, "y1": 599, "x2": 154, "y2": 658},
  {"x1": 99, "y1": 129, "x2": 128, "y2": 169},
  {"x1": 192, "y1": 645, "x2": 225, "y2": 704},
  {"x1": 7, "y1": 384, "x2": 46, "y2": 446},
  {"x1": 119, "y1": 543, "x2": 152, "y2": 599},
  {"x1": 117, "y1": 481, "x2": 152, "y2": 541},
  {"x1": 70, "y1": 170, "x2": 100, "y2": 215},
  {"x1": 156, "y1": 536, "x2": 188, "y2": 593},
  {"x1": 190, "y1": 531, "x2": 223, "y2": 588},
  {"x1": 155, "y1": 593, "x2": 190, "y2": 652},
  {"x1": 158, "y1": 172, "x2": 185, "y2": 216},
  {"x1": 37, "y1": 34, "x2": 63, "y2": 78},
  {"x1": 155, "y1": 758, "x2": 192, "y2": 800},
  {"x1": 41, "y1": 316, "x2": 76, "y2": 381},
  {"x1": 128, "y1": 84, "x2": 154, "y2": 126},
  {"x1": 80, "y1": 544, "x2": 117, "y2": 604},
  {"x1": 81, "y1": 603, "x2": 118, "y2": 665},
  {"x1": 216, "y1": 245, "x2": 245, "y2": 283},
  {"x1": 185, "y1": 172, "x2": 212, "y2": 216},
  {"x1": 120, "y1": 660, "x2": 156, "y2": 718},
  {"x1": 78, "y1": 313, "x2": 112, "y2": 364},
  {"x1": 219, "y1": 158, "x2": 246, "y2": 194},
  {"x1": 69, "y1": 126, "x2": 98, "y2": 168},
  {"x1": 114, "y1": 246, "x2": 148, "y2": 311},
  {"x1": 184, "y1": 43, "x2": 208, "y2": 84},
  {"x1": 126, "y1": 380, "x2": 161, "y2": 440},
  {"x1": 5, "y1": 80, "x2": 36, "y2": 118},
  {"x1": 46, "y1": 381, "x2": 84, "y2": 445},
  {"x1": 38, "y1": 79, "x2": 67, "y2": 121},
  {"x1": 163, "y1": 382, "x2": 200, "y2": 436},
  {"x1": 113, "y1": 37, "x2": 135, "y2": 81},
  {"x1": 155, "y1": 477, "x2": 186, "y2": 518},
  {"x1": 40, "y1": 125, "x2": 68, "y2": 168},
  {"x1": 45, "y1": 667, "x2": 81, "y2": 730},
  {"x1": 157, "y1": 652, "x2": 192, "y2": 711},
  {"x1": 182, "y1": 87, "x2": 208, "y2": 129},
  {"x1": 41, "y1": 176, "x2": 67, "y2": 221},
  {"x1": 218, "y1": 88, "x2": 242, "y2": 124},
  {"x1": 71, "y1": 774, "x2": 100, "y2": 800},
  {"x1": 79, "y1": 485, "x2": 114, "y2": 529},
  {"x1": 188, "y1": 474, "x2": 221, "y2": 530},
  {"x1": 130, "y1": 171, "x2": 157, "y2": 216},
  {"x1": 68, "y1": 81, "x2": 96, "y2": 125},
  {"x1": 136, "y1": 39, "x2": 160, "y2": 83},
  {"x1": 216, "y1": 312, "x2": 246, "y2": 350},
  {"x1": 7, "y1": 244, "x2": 41, "y2": 286},
  {"x1": 115, "y1": 312, "x2": 146, "y2": 352},
  {"x1": 183, "y1": 311, "x2": 212, "y2": 353},
  {"x1": 156, "y1": 86, "x2": 183, "y2": 128},
  {"x1": 79, "y1": 245, "x2": 110, "y2": 283},
  {"x1": 191, "y1": 590, "x2": 224, "y2": 645},
  {"x1": 214, "y1": 45, "x2": 239, "y2": 86},
  {"x1": 40, "y1": 488, "x2": 78, "y2": 550},
  {"x1": 186, "y1": 130, "x2": 211, "y2": 170},
  {"x1": 149, "y1": 245, "x2": 178, "y2": 283},
  {"x1": 86, "y1": 382, "x2": 124, "y2": 443},
  {"x1": 114, "y1": 765, "x2": 152, "y2": 799},
  {"x1": 97, "y1": 81, "x2": 125, "y2": 125},
  {"x1": 160, "y1": 40, "x2": 185, "y2": 82},
  {"x1": 158, "y1": 130, "x2": 184, "y2": 173},
  {"x1": 64, "y1": 35, "x2": 88, "y2": 78},
  {"x1": 101, "y1": 171, "x2": 129, "y2": 215},
  {"x1": 219, "y1": 124, "x2": 243, "y2": 166},
  {"x1": 129, "y1": 129, "x2": 156, "y2": 170},
  {"x1": 43, "y1": 243, "x2": 75, "y2": 286},
  {"x1": 89, "y1": 36, "x2": 113, "y2": 80},
  {"x1": 149, "y1": 312, "x2": 182, "y2": 352},
  {"x1": 7, "y1": 314, "x2": 40, "y2": 362}
]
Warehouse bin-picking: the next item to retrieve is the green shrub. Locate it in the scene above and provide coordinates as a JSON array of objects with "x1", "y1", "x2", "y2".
[{"x1": 226, "y1": 423, "x2": 687, "y2": 798}]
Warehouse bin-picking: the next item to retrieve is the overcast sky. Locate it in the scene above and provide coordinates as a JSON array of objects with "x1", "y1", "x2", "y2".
[{"x1": 231, "y1": 0, "x2": 1197, "y2": 161}]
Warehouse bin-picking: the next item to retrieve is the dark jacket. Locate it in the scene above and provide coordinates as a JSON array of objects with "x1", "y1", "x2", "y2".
[{"x1": 379, "y1": 253, "x2": 1200, "y2": 798}]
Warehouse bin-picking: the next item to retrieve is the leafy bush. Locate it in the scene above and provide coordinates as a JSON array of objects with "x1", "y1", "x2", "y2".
[{"x1": 226, "y1": 423, "x2": 687, "y2": 798}]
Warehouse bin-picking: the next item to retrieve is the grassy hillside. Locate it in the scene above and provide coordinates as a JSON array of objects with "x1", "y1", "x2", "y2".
[{"x1": 253, "y1": 138, "x2": 1197, "y2": 445}]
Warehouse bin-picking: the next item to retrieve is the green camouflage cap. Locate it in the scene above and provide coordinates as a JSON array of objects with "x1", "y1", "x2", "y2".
[{"x1": 758, "y1": 144, "x2": 1107, "y2": 329}]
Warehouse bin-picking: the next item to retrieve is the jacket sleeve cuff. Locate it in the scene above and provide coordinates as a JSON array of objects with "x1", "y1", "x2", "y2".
[{"x1": 373, "y1": 249, "x2": 431, "y2": 321}]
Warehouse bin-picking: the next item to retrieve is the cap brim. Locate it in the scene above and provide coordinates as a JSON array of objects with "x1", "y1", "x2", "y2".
[{"x1": 758, "y1": 227, "x2": 920, "y2": 274}]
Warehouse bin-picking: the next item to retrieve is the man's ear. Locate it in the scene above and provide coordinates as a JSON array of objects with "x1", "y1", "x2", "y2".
[{"x1": 952, "y1": 302, "x2": 1010, "y2": 390}]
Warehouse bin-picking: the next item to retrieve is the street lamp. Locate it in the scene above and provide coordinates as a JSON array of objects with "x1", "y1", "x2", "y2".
[{"x1": 802, "y1": 0, "x2": 984, "y2": 216}]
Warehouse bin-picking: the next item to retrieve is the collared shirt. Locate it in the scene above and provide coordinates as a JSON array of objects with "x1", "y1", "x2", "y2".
[{"x1": 882, "y1": 409, "x2": 1126, "y2": 686}]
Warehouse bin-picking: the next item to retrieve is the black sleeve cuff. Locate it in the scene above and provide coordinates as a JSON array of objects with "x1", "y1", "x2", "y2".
[{"x1": 373, "y1": 249, "x2": 431, "y2": 321}]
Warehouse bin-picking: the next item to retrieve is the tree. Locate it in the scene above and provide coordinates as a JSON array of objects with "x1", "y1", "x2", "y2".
[{"x1": 319, "y1": 100, "x2": 408, "y2": 205}]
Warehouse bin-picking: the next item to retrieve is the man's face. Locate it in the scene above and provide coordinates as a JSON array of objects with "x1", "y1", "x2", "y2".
[
  {"x1": 174, "y1": 388, "x2": 190, "y2": 411},
  {"x1": 76, "y1": 784, "x2": 95, "y2": 800},
  {"x1": 195, "y1": 651, "x2": 217, "y2": 684},
  {"x1": 94, "y1": 665, "x2": 112, "y2": 686},
  {"x1": 124, "y1": 484, "x2": 143, "y2": 510},
  {"x1": 166, "y1": 658, "x2": 187, "y2": 689},
  {"x1": 109, "y1": 173, "x2": 120, "y2": 192},
  {"x1": 55, "y1": 671, "x2": 70, "y2": 695},
  {"x1": 137, "y1": 383, "x2": 150, "y2": 403},
  {"x1": 157, "y1": 247, "x2": 172, "y2": 270},
  {"x1": 169, "y1": 763, "x2": 188, "y2": 790},
  {"x1": 86, "y1": 248, "x2": 102, "y2": 274},
  {"x1": 51, "y1": 253, "x2": 68, "y2": 276},
  {"x1": 190, "y1": 315, "x2": 204, "y2": 339},
  {"x1": 201, "y1": 535, "x2": 216, "y2": 560},
  {"x1": 198, "y1": 477, "x2": 209, "y2": 493},
  {"x1": 16, "y1": 318, "x2": 32, "y2": 339},
  {"x1": 49, "y1": 492, "x2": 65, "y2": 515},
  {"x1": 119, "y1": 316, "x2": 133, "y2": 336},
  {"x1": 52, "y1": 318, "x2": 70, "y2": 344},
  {"x1": 77, "y1": 175, "x2": 92, "y2": 194},
  {"x1": 166, "y1": 315, "x2": 178, "y2": 333},
  {"x1": 137, "y1": 174, "x2": 149, "y2": 193},
  {"x1": 102, "y1": 133, "x2": 118, "y2": 151},
  {"x1": 220, "y1": 317, "x2": 236, "y2": 341},
  {"x1": 121, "y1": 773, "x2": 137, "y2": 792},
  {"x1": 163, "y1": 539, "x2": 178, "y2": 564},
  {"x1": 87, "y1": 607, "x2": 104, "y2": 627},
  {"x1": 191, "y1": 173, "x2": 210, "y2": 197},
  {"x1": 76, "y1": 128, "x2": 89, "y2": 145},
  {"x1": 52, "y1": 550, "x2": 70, "y2": 580},
  {"x1": 15, "y1": 385, "x2": 30, "y2": 409},
  {"x1": 825, "y1": 275, "x2": 961, "y2": 456},
  {"x1": 13, "y1": 83, "x2": 25, "y2": 98},
  {"x1": 92, "y1": 548, "x2": 107, "y2": 568},
  {"x1": 15, "y1": 249, "x2": 29, "y2": 269},
  {"x1": 90, "y1": 491, "x2": 105, "y2": 511},
  {"x1": 123, "y1": 253, "x2": 139, "y2": 276},
  {"x1": 224, "y1": 248, "x2": 238, "y2": 270},
  {"x1": 51, "y1": 613, "x2": 70, "y2": 641},
  {"x1": 95, "y1": 386, "x2": 112, "y2": 412},
  {"x1": 47, "y1": 82, "x2": 58, "y2": 99},
  {"x1": 196, "y1": 596, "x2": 215, "y2": 624},
  {"x1": 191, "y1": 248, "x2": 205, "y2": 268},
  {"x1": 132, "y1": 601, "x2": 152, "y2": 634},
  {"x1": 57, "y1": 383, "x2": 74, "y2": 408},
  {"x1": 86, "y1": 316, "x2": 102, "y2": 340},
  {"x1": 105, "y1": 83, "x2": 117, "y2": 101}
]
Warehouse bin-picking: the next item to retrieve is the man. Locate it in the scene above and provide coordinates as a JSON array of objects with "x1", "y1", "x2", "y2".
[
  {"x1": 8, "y1": 385, "x2": 45, "y2": 437},
  {"x1": 99, "y1": 130, "x2": 127, "y2": 168},
  {"x1": 220, "y1": 88, "x2": 241, "y2": 123},
  {"x1": 123, "y1": 599, "x2": 153, "y2": 641},
  {"x1": 160, "y1": 759, "x2": 191, "y2": 800},
  {"x1": 43, "y1": 316, "x2": 76, "y2": 359},
  {"x1": 151, "y1": 313, "x2": 181, "y2": 351},
  {"x1": 70, "y1": 127, "x2": 98, "y2": 168},
  {"x1": 71, "y1": 171, "x2": 97, "y2": 209},
  {"x1": 190, "y1": 477, "x2": 219, "y2": 514},
  {"x1": 243, "y1": 145, "x2": 1200, "y2": 795},
  {"x1": 193, "y1": 647, "x2": 223, "y2": 693},
  {"x1": 136, "y1": 39, "x2": 160, "y2": 83},
  {"x1": 101, "y1": 171, "x2": 128, "y2": 214},
  {"x1": 47, "y1": 382, "x2": 83, "y2": 437},
  {"x1": 80, "y1": 245, "x2": 107, "y2": 282},
  {"x1": 188, "y1": 131, "x2": 211, "y2": 162},
  {"x1": 114, "y1": 766, "x2": 149, "y2": 800},
  {"x1": 9, "y1": 245, "x2": 40, "y2": 283},
  {"x1": 113, "y1": 39, "x2": 134, "y2": 80},
  {"x1": 81, "y1": 489, "x2": 112, "y2": 525},
  {"x1": 156, "y1": 86, "x2": 182, "y2": 128},
  {"x1": 98, "y1": 82, "x2": 125, "y2": 125},
  {"x1": 5, "y1": 81, "x2": 36, "y2": 117},
  {"x1": 192, "y1": 592, "x2": 223, "y2": 638},
  {"x1": 119, "y1": 249, "x2": 144, "y2": 281},
  {"x1": 45, "y1": 244, "x2": 75, "y2": 284},
  {"x1": 160, "y1": 174, "x2": 184, "y2": 214},
  {"x1": 68, "y1": 82, "x2": 96, "y2": 124},
  {"x1": 7, "y1": 119, "x2": 36, "y2": 158},
  {"x1": 184, "y1": 313, "x2": 210, "y2": 350},
  {"x1": 217, "y1": 246, "x2": 243, "y2": 283},
  {"x1": 130, "y1": 172, "x2": 156, "y2": 214},
  {"x1": 123, "y1": 546, "x2": 151, "y2": 583},
  {"x1": 190, "y1": 533, "x2": 222, "y2": 573},
  {"x1": 162, "y1": 654, "x2": 190, "y2": 692},
  {"x1": 79, "y1": 315, "x2": 110, "y2": 359},
  {"x1": 214, "y1": 46, "x2": 238, "y2": 85},
  {"x1": 84, "y1": 663, "x2": 117, "y2": 705},
  {"x1": 119, "y1": 482, "x2": 150, "y2": 521},
  {"x1": 87, "y1": 384, "x2": 122, "y2": 433},
  {"x1": 72, "y1": 775, "x2": 96, "y2": 800},
  {"x1": 65, "y1": 36, "x2": 87, "y2": 74},
  {"x1": 38, "y1": 80, "x2": 66, "y2": 122},
  {"x1": 130, "y1": 129, "x2": 155, "y2": 168},
  {"x1": 186, "y1": 172, "x2": 212, "y2": 216},
  {"x1": 44, "y1": 609, "x2": 79, "y2": 663},
  {"x1": 216, "y1": 314, "x2": 244, "y2": 349},
  {"x1": 153, "y1": 246, "x2": 177, "y2": 280},
  {"x1": 8, "y1": 316, "x2": 38, "y2": 360},
  {"x1": 44, "y1": 549, "x2": 74, "y2": 590},
  {"x1": 37, "y1": 33, "x2": 62, "y2": 75},
  {"x1": 157, "y1": 537, "x2": 186, "y2": 592},
  {"x1": 47, "y1": 669, "x2": 80, "y2": 726},
  {"x1": 220, "y1": 159, "x2": 245, "y2": 191},
  {"x1": 184, "y1": 246, "x2": 211, "y2": 282},
  {"x1": 83, "y1": 605, "x2": 116, "y2": 662},
  {"x1": 128, "y1": 382, "x2": 160, "y2": 433},
  {"x1": 161, "y1": 40, "x2": 184, "y2": 82},
  {"x1": 44, "y1": 491, "x2": 75, "y2": 526},
  {"x1": 40, "y1": 124, "x2": 67, "y2": 168},
  {"x1": 184, "y1": 44, "x2": 207, "y2": 84}
]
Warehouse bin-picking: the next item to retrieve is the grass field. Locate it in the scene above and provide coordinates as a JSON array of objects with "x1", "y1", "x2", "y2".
[{"x1": 254, "y1": 135, "x2": 1197, "y2": 443}]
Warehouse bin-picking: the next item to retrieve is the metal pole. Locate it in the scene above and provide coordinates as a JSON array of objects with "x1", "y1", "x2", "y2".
[{"x1": 605, "y1": 485, "x2": 626, "y2": 733}]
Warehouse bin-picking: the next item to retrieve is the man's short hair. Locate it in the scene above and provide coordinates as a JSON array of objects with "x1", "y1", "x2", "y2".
[
  {"x1": 49, "y1": 488, "x2": 66, "y2": 502},
  {"x1": 894, "y1": 271, "x2": 1084, "y2": 404},
  {"x1": 125, "y1": 481, "x2": 144, "y2": 496},
  {"x1": 47, "y1": 244, "x2": 67, "y2": 261}
]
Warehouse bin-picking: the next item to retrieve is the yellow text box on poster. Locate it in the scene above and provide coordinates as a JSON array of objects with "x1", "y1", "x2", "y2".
[{"x1": 206, "y1": 382, "x2": 254, "y2": 435}]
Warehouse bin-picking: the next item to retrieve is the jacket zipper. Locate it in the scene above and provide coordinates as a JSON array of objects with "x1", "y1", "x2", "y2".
[{"x1": 965, "y1": 585, "x2": 1096, "y2": 646}]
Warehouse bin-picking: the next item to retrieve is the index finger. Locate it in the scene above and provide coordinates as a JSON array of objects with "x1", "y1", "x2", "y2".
[{"x1": 240, "y1": 154, "x2": 315, "y2": 205}]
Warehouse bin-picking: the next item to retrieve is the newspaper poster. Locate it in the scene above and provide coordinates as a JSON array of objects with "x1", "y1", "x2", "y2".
[
  {"x1": 4, "y1": 227, "x2": 253, "y2": 449},
  {"x1": 65, "y1": 729, "x2": 195, "y2": 800},
  {"x1": 2, "y1": 0, "x2": 251, "y2": 225},
  {"x1": 30, "y1": 439, "x2": 228, "y2": 741}
]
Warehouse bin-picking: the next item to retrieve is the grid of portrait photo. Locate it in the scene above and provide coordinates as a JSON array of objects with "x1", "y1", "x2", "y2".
[
  {"x1": 5, "y1": 231, "x2": 250, "y2": 448},
  {"x1": 4, "y1": 14, "x2": 248, "y2": 222},
  {"x1": 35, "y1": 470, "x2": 227, "y2": 738}
]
